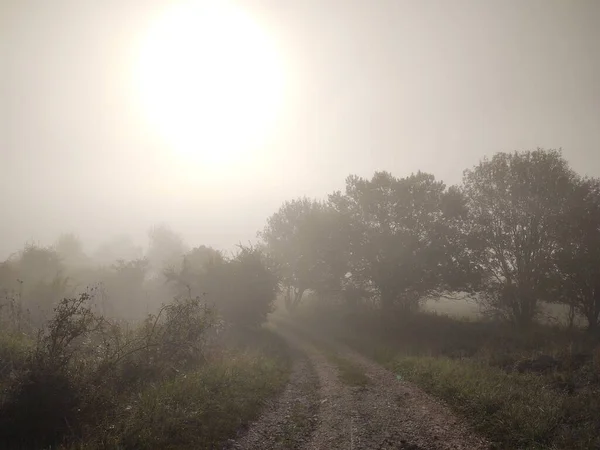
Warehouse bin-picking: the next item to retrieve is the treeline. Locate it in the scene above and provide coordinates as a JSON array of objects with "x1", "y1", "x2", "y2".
[
  {"x1": 2, "y1": 147, "x2": 599, "y2": 333},
  {"x1": 260, "y1": 148, "x2": 600, "y2": 330},
  {"x1": 0, "y1": 226, "x2": 277, "y2": 332}
]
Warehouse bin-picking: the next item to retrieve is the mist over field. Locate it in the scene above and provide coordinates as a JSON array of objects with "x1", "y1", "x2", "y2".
[{"x1": 2, "y1": 1, "x2": 600, "y2": 449}]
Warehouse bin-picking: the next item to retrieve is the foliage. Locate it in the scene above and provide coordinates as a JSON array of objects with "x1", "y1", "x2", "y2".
[
  {"x1": 552, "y1": 177, "x2": 600, "y2": 331},
  {"x1": 0, "y1": 293, "x2": 216, "y2": 449},
  {"x1": 147, "y1": 224, "x2": 188, "y2": 275},
  {"x1": 329, "y1": 171, "x2": 475, "y2": 314},
  {"x1": 0, "y1": 244, "x2": 72, "y2": 327},
  {"x1": 164, "y1": 245, "x2": 225, "y2": 299},
  {"x1": 93, "y1": 235, "x2": 144, "y2": 266},
  {"x1": 166, "y1": 245, "x2": 278, "y2": 328},
  {"x1": 98, "y1": 258, "x2": 150, "y2": 319},
  {"x1": 462, "y1": 149, "x2": 577, "y2": 327},
  {"x1": 260, "y1": 197, "x2": 348, "y2": 310},
  {"x1": 83, "y1": 348, "x2": 289, "y2": 450},
  {"x1": 55, "y1": 233, "x2": 89, "y2": 268}
]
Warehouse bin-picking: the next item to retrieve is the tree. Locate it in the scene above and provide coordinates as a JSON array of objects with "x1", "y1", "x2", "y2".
[
  {"x1": 1, "y1": 244, "x2": 71, "y2": 327},
  {"x1": 165, "y1": 245, "x2": 278, "y2": 327},
  {"x1": 260, "y1": 198, "x2": 348, "y2": 310},
  {"x1": 462, "y1": 149, "x2": 577, "y2": 327},
  {"x1": 330, "y1": 171, "x2": 473, "y2": 315},
  {"x1": 102, "y1": 258, "x2": 150, "y2": 317},
  {"x1": 146, "y1": 225, "x2": 188, "y2": 275},
  {"x1": 208, "y1": 245, "x2": 278, "y2": 328},
  {"x1": 164, "y1": 245, "x2": 224, "y2": 298},
  {"x1": 54, "y1": 233, "x2": 88, "y2": 268},
  {"x1": 553, "y1": 177, "x2": 600, "y2": 331},
  {"x1": 93, "y1": 235, "x2": 143, "y2": 266}
]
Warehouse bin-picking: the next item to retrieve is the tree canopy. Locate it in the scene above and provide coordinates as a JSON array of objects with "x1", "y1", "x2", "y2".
[{"x1": 261, "y1": 148, "x2": 599, "y2": 330}]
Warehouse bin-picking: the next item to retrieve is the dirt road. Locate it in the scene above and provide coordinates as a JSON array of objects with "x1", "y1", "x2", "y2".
[{"x1": 226, "y1": 318, "x2": 490, "y2": 450}]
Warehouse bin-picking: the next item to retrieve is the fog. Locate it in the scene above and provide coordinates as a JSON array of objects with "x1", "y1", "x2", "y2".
[{"x1": 2, "y1": 0, "x2": 599, "y2": 258}]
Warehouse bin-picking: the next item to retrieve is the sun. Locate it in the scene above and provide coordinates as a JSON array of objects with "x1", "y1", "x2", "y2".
[{"x1": 134, "y1": 0, "x2": 285, "y2": 172}]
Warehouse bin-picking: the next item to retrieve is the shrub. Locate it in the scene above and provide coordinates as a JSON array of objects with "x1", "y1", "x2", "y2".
[{"x1": 0, "y1": 293, "x2": 216, "y2": 449}]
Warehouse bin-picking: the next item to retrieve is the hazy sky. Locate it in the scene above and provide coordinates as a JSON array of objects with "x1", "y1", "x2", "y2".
[{"x1": 2, "y1": 0, "x2": 599, "y2": 258}]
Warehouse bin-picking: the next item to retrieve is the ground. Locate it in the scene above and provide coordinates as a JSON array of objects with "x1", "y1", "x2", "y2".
[{"x1": 226, "y1": 315, "x2": 490, "y2": 450}]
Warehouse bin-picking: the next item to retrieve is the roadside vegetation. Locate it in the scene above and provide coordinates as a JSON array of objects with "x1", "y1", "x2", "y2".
[{"x1": 0, "y1": 239, "x2": 289, "y2": 450}]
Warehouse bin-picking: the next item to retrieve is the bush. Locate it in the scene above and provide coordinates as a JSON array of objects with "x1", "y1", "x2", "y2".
[
  {"x1": 93, "y1": 350, "x2": 289, "y2": 449},
  {"x1": 167, "y1": 245, "x2": 279, "y2": 329},
  {"x1": 0, "y1": 293, "x2": 217, "y2": 449}
]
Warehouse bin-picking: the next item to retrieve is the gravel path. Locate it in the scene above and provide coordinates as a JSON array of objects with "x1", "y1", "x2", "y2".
[
  {"x1": 225, "y1": 346, "x2": 319, "y2": 450},
  {"x1": 227, "y1": 318, "x2": 491, "y2": 450}
]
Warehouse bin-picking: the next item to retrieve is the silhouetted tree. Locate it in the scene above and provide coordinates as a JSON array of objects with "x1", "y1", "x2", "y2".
[
  {"x1": 206, "y1": 245, "x2": 278, "y2": 328},
  {"x1": 166, "y1": 245, "x2": 277, "y2": 327},
  {"x1": 260, "y1": 198, "x2": 348, "y2": 310},
  {"x1": 330, "y1": 171, "x2": 473, "y2": 315},
  {"x1": 164, "y1": 246, "x2": 224, "y2": 298},
  {"x1": 0, "y1": 244, "x2": 71, "y2": 327},
  {"x1": 553, "y1": 177, "x2": 600, "y2": 331},
  {"x1": 462, "y1": 149, "x2": 576, "y2": 327},
  {"x1": 146, "y1": 224, "x2": 188, "y2": 275},
  {"x1": 93, "y1": 235, "x2": 143, "y2": 266},
  {"x1": 54, "y1": 233, "x2": 88, "y2": 268}
]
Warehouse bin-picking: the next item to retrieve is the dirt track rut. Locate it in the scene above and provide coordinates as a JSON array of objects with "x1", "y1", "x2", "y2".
[{"x1": 226, "y1": 318, "x2": 490, "y2": 450}]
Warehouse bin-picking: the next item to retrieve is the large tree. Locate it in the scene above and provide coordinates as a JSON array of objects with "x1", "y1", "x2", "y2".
[
  {"x1": 330, "y1": 171, "x2": 473, "y2": 314},
  {"x1": 260, "y1": 198, "x2": 348, "y2": 310},
  {"x1": 553, "y1": 177, "x2": 600, "y2": 331},
  {"x1": 462, "y1": 149, "x2": 577, "y2": 327}
]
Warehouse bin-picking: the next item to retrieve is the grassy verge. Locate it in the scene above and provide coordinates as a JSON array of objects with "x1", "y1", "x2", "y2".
[
  {"x1": 393, "y1": 357, "x2": 564, "y2": 449},
  {"x1": 69, "y1": 329, "x2": 291, "y2": 449},
  {"x1": 0, "y1": 323, "x2": 292, "y2": 450},
  {"x1": 78, "y1": 349, "x2": 288, "y2": 449}
]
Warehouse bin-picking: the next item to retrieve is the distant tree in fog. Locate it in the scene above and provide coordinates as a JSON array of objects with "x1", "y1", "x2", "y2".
[
  {"x1": 99, "y1": 258, "x2": 150, "y2": 319},
  {"x1": 165, "y1": 245, "x2": 277, "y2": 327},
  {"x1": 205, "y1": 245, "x2": 279, "y2": 328},
  {"x1": 260, "y1": 198, "x2": 348, "y2": 310},
  {"x1": 553, "y1": 177, "x2": 600, "y2": 331},
  {"x1": 164, "y1": 245, "x2": 224, "y2": 298},
  {"x1": 93, "y1": 235, "x2": 144, "y2": 266},
  {"x1": 146, "y1": 224, "x2": 188, "y2": 275},
  {"x1": 0, "y1": 244, "x2": 71, "y2": 327},
  {"x1": 461, "y1": 149, "x2": 577, "y2": 327},
  {"x1": 330, "y1": 171, "x2": 474, "y2": 315},
  {"x1": 54, "y1": 233, "x2": 89, "y2": 268}
]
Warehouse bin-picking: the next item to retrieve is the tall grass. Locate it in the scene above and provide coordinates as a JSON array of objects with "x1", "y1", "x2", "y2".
[{"x1": 70, "y1": 350, "x2": 290, "y2": 449}]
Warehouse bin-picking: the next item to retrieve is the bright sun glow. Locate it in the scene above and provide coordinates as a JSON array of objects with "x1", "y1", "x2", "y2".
[{"x1": 134, "y1": 0, "x2": 285, "y2": 172}]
